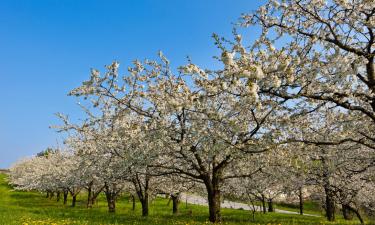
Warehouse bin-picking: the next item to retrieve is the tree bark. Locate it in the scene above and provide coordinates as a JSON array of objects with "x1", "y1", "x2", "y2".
[
  {"x1": 71, "y1": 195, "x2": 77, "y2": 207},
  {"x1": 324, "y1": 187, "x2": 335, "y2": 221},
  {"x1": 261, "y1": 194, "x2": 266, "y2": 214},
  {"x1": 140, "y1": 193, "x2": 149, "y2": 216},
  {"x1": 87, "y1": 186, "x2": 93, "y2": 208},
  {"x1": 63, "y1": 191, "x2": 68, "y2": 205},
  {"x1": 171, "y1": 193, "x2": 180, "y2": 214},
  {"x1": 204, "y1": 175, "x2": 222, "y2": 223},
  {"x1": 105, "y1": 192, "x2": 116, "y2": 213},
  {"x1": 342, "y1": 204, "x2": 353, "y2": 220},
  {"x1": 56, "y1": 191, "x2": 61, "y2": 202},
  {"x1": 267, "y1": 199, "x2": 274, "y2": 212},
  {"x1": 299, "y1": 187, "x2": 303, "y2": 215},
  {"x1": 133, "y1": 172, "x2": 150, "y2": 217},
  {"x1": 347, "y1": 205, "x2": 364, "y2": 224},
  {"x1": 104, "y1": 184, "x2": 117, "y2": 213}
]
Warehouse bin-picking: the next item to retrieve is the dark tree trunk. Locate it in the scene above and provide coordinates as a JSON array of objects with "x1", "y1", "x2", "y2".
[
  {"x1": 87, "y1": 186, "x2": 93, "y2": 208},
  {"x1": 342, "y1": 204, "x2": 353, "y2": 220},
  {"x1": 299, "y1": 187, "x2": 303, "y2": 215},
  {"x1": 46, "y1": 192, "x2": 49, "y2": 198},
  {"x1": 261, "y1": 194, "x2": 266, "y2": 214},
  {"x1": 267, "y1": 199, "x2": 274, "y2": 212},
  {"x1": 104, "y1": 182, "x2": 121, "y2": 213},
  {"x1": 63, "y1": 191, "x2": 68, "y2": 205},
  {"x1": 89, "y1": 189, "x2": 103, "y2": 208},
  {"x1": 71, "y1": 195, "x2": 77, "y2": 207},
  {"x1": 204, "y1": 175, "x2": 222, "y2": 223},
  {"x1": 104, "y1": 184, "x2": 117, "y2": 213},
  {"x1": 105, "y1": 192, "x2": 116, "y2": 213},
  {"x1": 347, "y1": 205, "x2": 364, "y2": 224},
  {"x1": 324, "y1": 187, "x2": 335, "y2": 221},
  {"x1": 56, "y1": 192, "x2": 61, "y2": 202},
  {"x1": 140, "y1": 193, "x2": 149, "y2": 216},
  {"x1": 171, "y1": 194, "x2": 180, "y2": 214},
  {"x1": 133, "y1": 173, "x2": 150, "y2": 217}
]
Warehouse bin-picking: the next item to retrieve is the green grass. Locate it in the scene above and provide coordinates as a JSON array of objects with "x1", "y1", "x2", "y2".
[
  {"x1": 0, "y1": 174, "x2": 371, "y2": 225},
  {"x1": 275, "y1": 201, "x2": 323, "y2": 216}
]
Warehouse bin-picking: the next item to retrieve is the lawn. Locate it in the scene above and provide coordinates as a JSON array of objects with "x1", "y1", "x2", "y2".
[{"x1": 0, "y1": 174, "x2": 370, "y2": 225}]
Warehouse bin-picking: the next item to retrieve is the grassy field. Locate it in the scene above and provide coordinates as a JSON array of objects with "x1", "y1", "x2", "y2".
[{"x1": 0, "y1": 174, "x2": 371, "y2": 225}]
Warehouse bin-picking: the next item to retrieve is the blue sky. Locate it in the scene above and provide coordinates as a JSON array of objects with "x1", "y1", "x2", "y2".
[{"x1": 0, "y1": 0, "x2": 263, "y2": 168}]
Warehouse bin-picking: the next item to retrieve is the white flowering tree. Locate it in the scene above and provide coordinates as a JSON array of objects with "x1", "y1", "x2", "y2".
[
  {"x1": 239, "y1": 0, "x2": 375, "y2": 150},
  {"x1": 68, "y1": 45, "x2": 292, "y2": 222}
]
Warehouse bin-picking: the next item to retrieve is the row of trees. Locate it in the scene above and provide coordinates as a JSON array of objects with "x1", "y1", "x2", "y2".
[{"x1": 9, "y1": 0, "x2": 375, "y2": 223}]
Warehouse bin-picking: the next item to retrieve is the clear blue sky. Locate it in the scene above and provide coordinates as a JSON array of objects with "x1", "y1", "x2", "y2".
[{"x1": 0, "y1": 0, "x2": 263, "y2": 168}]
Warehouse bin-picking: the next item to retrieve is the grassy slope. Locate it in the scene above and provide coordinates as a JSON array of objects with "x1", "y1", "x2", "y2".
[{"x1": 0, "y1": 174, "x2": 369, "y2": 225}]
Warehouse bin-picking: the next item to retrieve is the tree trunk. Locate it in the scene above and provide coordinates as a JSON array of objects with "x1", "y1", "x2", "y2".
[
  {"x1": 324, "y1": 187, "x2": 335, "y2": 221},
  {"x1": 46, "y1": 192, "x2": 49, "y2": 198},
  {"x1": 342, "y1": 204, "x2": 353, "y2": 220},
  {"x1": 71, "y1": 195, "x2": 77, "y2": 207},
  {"x1": 56, "y1": 192, "x2": 61, "y2": 202},
  {"x1": 63, "y1": 191, "x2": 68, "y2": 205},
  {"x1": 261, "y1": 194, "x2": 266, "y2": 214},
  {"x1": 207, "y1": 188, "x2": 221, "y2": 222},
  {"x1": 140, "y1": 193, "x2": 149, "y2": 216},
  {"x1": 107, "y1": 199, "x2": 116, "y2": 213},
  {"x1": 171, "y1": 194, "x2": 180, "y2": 214},
  {"x1": 347, "y1": 205, "x2": 364, "y2": 224},
  {"x1": 133, "y1": 173, "x2": 150, "y2": 217},
  {"x1": 205, "y1": 176, "x2": 222, "y2": 223},
  {"x1": 87, "y1": 186, "x2": 93, "y2": 208},
  {"x1": 90, "y1": 189, "x2": 103, "y2": 207},
  {"x1": 299, "y1": 187, "x2": 303, "y2": 215},
  {"x1": 267, "y1": 199, "x2": 274, "y2": 212},
  {"x1": 105, "y1": 192, "x2": 116, "y2": 213}
]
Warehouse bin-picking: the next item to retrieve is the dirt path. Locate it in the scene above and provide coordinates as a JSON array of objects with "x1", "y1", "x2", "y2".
[{"x1": 181, "y1": 193, "x2": 320, "y2": 217}]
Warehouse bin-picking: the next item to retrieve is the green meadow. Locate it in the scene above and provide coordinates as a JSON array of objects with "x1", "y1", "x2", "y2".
[{"x1": 0, "y1": 174, "x2": 371, "y2": 225}]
